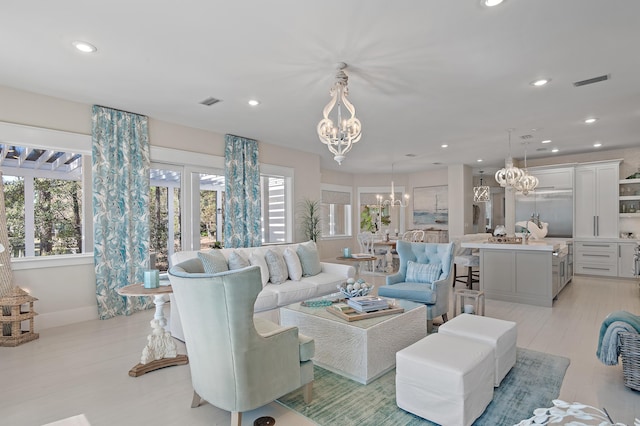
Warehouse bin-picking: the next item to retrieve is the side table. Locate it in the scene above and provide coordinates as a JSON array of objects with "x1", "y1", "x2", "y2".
[
  {"x1": 336, "y1": 255, "x2": 377, "y2": 279},
  {"x1": 117, "y1": 283, "x2": 189, "y2": 377},
  {"x1": 453, "y1": 289, "x2": 485, "y2": 317}
]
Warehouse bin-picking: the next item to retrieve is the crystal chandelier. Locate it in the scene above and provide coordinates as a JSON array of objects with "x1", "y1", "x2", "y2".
[
  {"x1": 317, "y1": 63, "x2": 362, "y2": 165},
  {"x1": 473, "y1": 171, "x2": 490, "y2": 203},
  {"x1": 495, "y1": 128, "x2": 524, "y2": 188},
  {"x1": 513, "y1": 142, "x2": 538, "y2": 195}
]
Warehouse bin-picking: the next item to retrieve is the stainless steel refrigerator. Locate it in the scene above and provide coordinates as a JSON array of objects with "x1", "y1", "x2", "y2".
[{"x1": 515, "y1": 188, "x2": 573, "y2": 238}]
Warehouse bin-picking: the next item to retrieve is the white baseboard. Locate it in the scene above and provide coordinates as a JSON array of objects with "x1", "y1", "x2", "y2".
[{"x1": 35, "y1": 306, "x2": 99, "y2": 330}]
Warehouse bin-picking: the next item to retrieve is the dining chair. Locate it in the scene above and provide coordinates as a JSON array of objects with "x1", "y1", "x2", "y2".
[{"x1": 357, "y1": 232, "x2": 377, "y2": 271}]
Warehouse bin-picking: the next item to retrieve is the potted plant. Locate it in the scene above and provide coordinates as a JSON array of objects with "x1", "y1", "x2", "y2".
[{"x1": 298, "y1": 198, "x2": 322, "y2": 242}]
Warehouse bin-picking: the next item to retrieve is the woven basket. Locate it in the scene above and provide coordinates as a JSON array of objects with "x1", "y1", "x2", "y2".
[{"x1": 618, "y1": 331, "x2": 640, "y2": 391}]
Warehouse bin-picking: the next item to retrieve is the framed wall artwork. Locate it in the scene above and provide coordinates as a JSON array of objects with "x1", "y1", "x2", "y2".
[{"x1": 413, "y1": 185, "x2": 448, "y2": 226}]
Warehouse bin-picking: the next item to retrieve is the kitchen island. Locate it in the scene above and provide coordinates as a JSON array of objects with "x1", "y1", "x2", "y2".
[{"x1": 461, "y1": 239, "x2": 571, "y2": 307}]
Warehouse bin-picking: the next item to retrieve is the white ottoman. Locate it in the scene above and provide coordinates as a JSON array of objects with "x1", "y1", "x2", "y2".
[
  {"x1": 396, "y1": 334, "x2": 494, "y2": 426},
  {"x1": 438, "y1": 313, "x2": 517, "y2": 386}
]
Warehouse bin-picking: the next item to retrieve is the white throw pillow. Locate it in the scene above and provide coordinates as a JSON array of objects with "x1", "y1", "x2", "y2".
[
  {"x1": 228, "y1": 250, "x2": 250, "y2": 270},
  {"x1": 249, "y1": 252, "x2": 270, "y2": 287},
  {"x1": 283, "y1": 247, "x2": 303, "y2": 281}
]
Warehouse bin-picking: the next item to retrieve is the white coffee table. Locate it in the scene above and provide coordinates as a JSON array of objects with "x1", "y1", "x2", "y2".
[{"x1": 280, "y1": 299, "x2": 427, "y2": 384}]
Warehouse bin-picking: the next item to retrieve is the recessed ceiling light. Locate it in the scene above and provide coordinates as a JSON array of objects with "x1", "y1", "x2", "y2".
[
  {"x1": 248, "y1": 99, "x2": 260, "y2": 106},
  {"x1": 531, "y1": 79, "x2": 550, "y2": 87},
  {"x1": 584, "y1": 117, "x2": 598, "y2": 124},
  {"x1": 541, "y1": 139, "x2": 551, "y2": 144},
  {"x1": 551, "y1": 148, "x2": 559, "y2": 153},
  {"x1": 483, "y1": 0, "x2": 504, "y2": 6},
  {"x1": 441, "y1": 144, "x2": 448, "y2": 148},
  {"x1": 593, "y1": 142, "x2": 602, "y2": 148},
  {"x1": 477, "y1": 158, "x2": 483, "y2": 162},
  {"x1": 72, "y1": 41, "x2": 97, "y2": 53}
]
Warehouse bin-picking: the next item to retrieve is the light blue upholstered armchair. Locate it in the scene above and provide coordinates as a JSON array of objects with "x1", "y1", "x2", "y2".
[
  {"x1": 169, "y1": 261, "x2": 314, "y2": 426},
  {"x1": 378, "y1": 240, "x2": 454, "y2": 331}
]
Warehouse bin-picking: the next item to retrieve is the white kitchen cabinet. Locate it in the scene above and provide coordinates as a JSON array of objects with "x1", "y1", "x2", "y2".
[
  {"x1": 575, "y1": 162, "x2": 619, "y2": 238},
  {"x1": 529, "y1": 166, "x2": 574, "y2": 189},
  {"x1": 618, "y1": 242, "x2": 639, "y2": 278},
  {"x1": 574, "y1": 241, "x2": 618, "y2": 277},
  {"x1": 552, "y1": 250, "x2": 568, "y2": 298}
]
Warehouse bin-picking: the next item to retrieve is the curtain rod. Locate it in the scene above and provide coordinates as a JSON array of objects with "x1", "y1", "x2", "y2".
[{"x1": 93, "y1": 104, "x2": 147, "y2": 119}]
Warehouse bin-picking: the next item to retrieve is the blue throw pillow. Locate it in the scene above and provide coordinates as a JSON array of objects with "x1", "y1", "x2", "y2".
[
  {"x1": 265, "y1": 249, "x2": 289, "y2": 284},
  {"x1": 297, "y1": 241, "x2": 322, "y2": 276},
  {"x1": 406, "y1": 261, "x2": 441, "y2": 284},
  {"x1": 197, "y1": 250, "x2": 229, "y2": 274}
]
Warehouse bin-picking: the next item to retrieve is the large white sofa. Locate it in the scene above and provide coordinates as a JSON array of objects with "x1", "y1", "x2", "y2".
[{"x1": 168, "y1": 241, "x2": 355, "y2": 341}]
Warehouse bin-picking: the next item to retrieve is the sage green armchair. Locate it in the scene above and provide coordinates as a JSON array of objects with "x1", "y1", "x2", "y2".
[{"x1": 169, "y1": 262, "x2": 314, "y2": 426}]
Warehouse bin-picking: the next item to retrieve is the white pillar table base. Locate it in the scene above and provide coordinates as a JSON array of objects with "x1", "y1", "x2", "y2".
[{"x1": 117, "y1": 284, "x2": 189, "y2": 377}]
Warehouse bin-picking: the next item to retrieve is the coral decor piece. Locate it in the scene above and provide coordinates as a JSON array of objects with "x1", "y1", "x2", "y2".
[
  {"x1": 140, "y1": 319, "x2": 178, "y2": 364},
  {"x1": 515, "y1": 400, "x2": 639, "y2": 426}
]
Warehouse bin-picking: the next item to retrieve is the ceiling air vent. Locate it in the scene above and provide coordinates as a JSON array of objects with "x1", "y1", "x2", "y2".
[
  {"x1": 199, "y1": 97, "x2": 221, "y2": 106},
  {"x1": 573, "y1": 74, "x2": 610, "y2": 87}
]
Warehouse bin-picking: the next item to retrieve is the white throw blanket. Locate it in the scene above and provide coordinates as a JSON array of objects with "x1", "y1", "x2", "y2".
[{"x1": 598, "y1": 320, "x2": 637, "y2": 365}]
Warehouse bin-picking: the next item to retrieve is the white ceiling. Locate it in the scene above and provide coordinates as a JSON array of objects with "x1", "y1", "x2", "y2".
[{"x1": 2, "y1": 1, "x2": 639, "y2": 174}]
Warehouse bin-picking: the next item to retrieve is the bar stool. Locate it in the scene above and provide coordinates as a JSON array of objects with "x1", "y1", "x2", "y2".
[{"x1": 453, "y1": 253, "x2": 479, "y2": 288}]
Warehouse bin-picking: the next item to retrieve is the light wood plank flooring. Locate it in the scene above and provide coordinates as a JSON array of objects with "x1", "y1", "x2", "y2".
[{"x1": 1, "y1": 274, "x2": 639, "y2": 425}]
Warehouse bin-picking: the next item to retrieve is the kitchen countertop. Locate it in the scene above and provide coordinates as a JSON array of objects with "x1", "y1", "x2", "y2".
[{"x1": 461, "y1": 239, "x2": 567, "y2": 252}]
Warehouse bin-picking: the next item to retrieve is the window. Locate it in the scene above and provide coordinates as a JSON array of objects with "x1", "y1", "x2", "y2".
[
  {"x1": 2, "y1": 144, "x2": 87, "y2": 257},
  {"x1": 150, "y1": 147, "x2": 293, "y2": 264},
  {"x1": 320, "y1": 184, "x2": 352, "y2": 238},
  {"x1": 357, "y1": 186, "x2": 406, "y2": 234},
  {"x1": 149, "y1": 166, "x2": 181, "y2": 271},
  {"x1": 261, "y1": 175, "x2": 288, "y2": 244},
  {"x1": 197, "y1": 173, "x2": 225, "y2": 249}
]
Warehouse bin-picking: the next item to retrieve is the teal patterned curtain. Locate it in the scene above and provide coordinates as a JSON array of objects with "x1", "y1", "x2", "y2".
[
  {"x1": 92, "y1": 105, "x2": 153, "y2": 319},
  {"x1": 224, "y1": 134, "x2": 261, "y2": 248}
]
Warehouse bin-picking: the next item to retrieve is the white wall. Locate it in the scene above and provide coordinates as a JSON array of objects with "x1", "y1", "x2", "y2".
[
  {"x1": 4, "y1": 83, "x2": 639, "y2": 327},
  {"x1": 0, "y1": 85, "x2": 323, "y2": 329}
]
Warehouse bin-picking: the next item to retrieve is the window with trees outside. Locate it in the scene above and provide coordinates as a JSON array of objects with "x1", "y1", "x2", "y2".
[
  {"x1": 149, "y1": 152, "x2": 293, "y2": 270},
  {"x1": 0, "y1": 128, "x2": 293, "y2": 265},
  {"x1": 2, "y1": 145, "x2": 86, "y2": 257}
]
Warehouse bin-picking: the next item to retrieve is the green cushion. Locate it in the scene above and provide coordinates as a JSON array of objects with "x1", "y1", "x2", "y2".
[
  {"x1": 297, "y1": 241, "x2": 322, "y2": 276},
  {"x1": 406, "y1": 260, "x2": 441, "y2": 284},
  {"x1": 197, "y1": 250, "x2": 229, "y2": 274}
]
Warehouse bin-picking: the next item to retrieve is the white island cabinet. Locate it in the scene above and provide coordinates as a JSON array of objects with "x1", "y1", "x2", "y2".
[{"x1": 461, "y1": 240, "x2": 569, "y2": 308}]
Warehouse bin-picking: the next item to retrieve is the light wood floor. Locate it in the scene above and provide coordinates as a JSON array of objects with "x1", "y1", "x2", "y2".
[{"x1": 1, "y1": 274, "x2": 639, "y2": 426}]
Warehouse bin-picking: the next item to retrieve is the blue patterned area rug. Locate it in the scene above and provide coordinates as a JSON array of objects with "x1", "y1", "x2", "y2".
[{"x1": 277, "y1": 347, "x2": 570, "y2": 426}]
